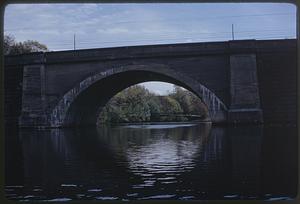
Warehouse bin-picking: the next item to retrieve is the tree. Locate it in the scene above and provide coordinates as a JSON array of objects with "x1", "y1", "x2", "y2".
[
  {"x1": 98, "y1": 85, "x2": 153, "y2": 123},
  {"x1": 170, "y1": 86, "x2": 192, "y2": 113},
  {"x1": 187, "y1": 91, "x2": 209, "y2": 118},
  {"x1": 4, "y1": 34, "x2": 48, "y2": 55},
  {"x1": 4, "y1": 34, "x2": 15, "y2": 55},
  {"x1": 147, "y1": 96, "x2": 161, "y2": 121},
  {"x1": 97, "y1": 84, "x2": 209, "y2": 124},
  {"x1": 158, "y1": 96, "x2": 184, "y2": 121},
  {"x1": 170, "y1": 85, "x2": 209, "y2": 118}
]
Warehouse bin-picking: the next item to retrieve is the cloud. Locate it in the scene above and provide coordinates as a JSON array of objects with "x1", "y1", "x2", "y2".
[
  {"x1": 4, "y1": 3, "x2": 296, "y2": 51},
  {"x1": 96, "y1": 27, "x2": 130, "y2": 34}
]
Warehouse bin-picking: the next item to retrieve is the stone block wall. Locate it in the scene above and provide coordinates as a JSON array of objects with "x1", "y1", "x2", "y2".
[{"x1": 4, "y1": 65, "x2": 23, "y2": 126}]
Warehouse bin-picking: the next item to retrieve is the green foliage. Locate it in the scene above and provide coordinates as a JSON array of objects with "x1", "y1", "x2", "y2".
[
  {"x1": 169, "y1": 85, "x2": 209, "y2": 118},
  {"x1": 97, "y1": 84, "x2": 209, "y2": 125},
  {"x1": 4, "y1": 34, "x2": 48, "y2": 55},
  {"x1": 147, "y1": 97, "x2": 161, "y2": 121},
  {"x1": 98, "y1": 85, "x2": 152, "y2": 124},
  {"x1": 158, "y1": 96, "x2": 185, "y2": 121},
  {"x1": 169, "y1": 86, "x2": 192, "y2": 113}
]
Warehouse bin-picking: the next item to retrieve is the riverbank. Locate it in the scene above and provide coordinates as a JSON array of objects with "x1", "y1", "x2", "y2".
[{"x1": 98, "y1": 120, "x2": 212, "y2": 127}]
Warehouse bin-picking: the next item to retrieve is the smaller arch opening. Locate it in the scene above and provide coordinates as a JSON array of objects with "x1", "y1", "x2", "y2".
[{"x1": 96, "y1": 81, "x2": 210, "y2": 126}]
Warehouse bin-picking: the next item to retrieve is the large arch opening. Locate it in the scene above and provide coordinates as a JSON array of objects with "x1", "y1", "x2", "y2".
[{"x1": 50, "y1": 65, "x2": 227, "y2": 127}]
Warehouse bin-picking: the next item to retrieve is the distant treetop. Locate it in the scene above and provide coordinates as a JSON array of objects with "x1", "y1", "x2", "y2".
[{"x1": 4, "y1": 34, "x2": 48, "y2": 55}]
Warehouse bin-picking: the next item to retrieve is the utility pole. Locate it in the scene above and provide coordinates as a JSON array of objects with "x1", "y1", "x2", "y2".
[
  {"x1": 231, "y1": 24, "x2": 235, "y2": 40},
  {"x1": 73, "y1": 34, "x2": 76, "y2": 50}
]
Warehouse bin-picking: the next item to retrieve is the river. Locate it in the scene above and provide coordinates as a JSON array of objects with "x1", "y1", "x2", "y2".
[{"x1": 5, "y1": 123, "x2": 297, "y2": 201}]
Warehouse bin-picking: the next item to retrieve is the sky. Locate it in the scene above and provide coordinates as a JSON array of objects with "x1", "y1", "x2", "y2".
[{"x1": 4, "y1": 3, "x2": 297, "y2": 95}]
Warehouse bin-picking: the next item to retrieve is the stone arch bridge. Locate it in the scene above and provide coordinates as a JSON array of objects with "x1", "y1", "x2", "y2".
[{"x1": 4, "y1": 39, "x2": 297, "y2": 127}]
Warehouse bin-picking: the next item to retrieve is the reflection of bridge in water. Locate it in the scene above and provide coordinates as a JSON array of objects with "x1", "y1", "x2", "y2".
[{"x1": 5, "y1": 124, "x2": 297, "y2": 200}]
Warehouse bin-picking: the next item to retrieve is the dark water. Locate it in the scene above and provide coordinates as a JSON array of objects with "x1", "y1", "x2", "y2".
[{"x1": 5, "y1": 123, "x2": 298, "y2": 201}]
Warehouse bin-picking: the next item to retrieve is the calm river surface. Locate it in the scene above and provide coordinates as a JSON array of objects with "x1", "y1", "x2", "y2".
[{"x1": 5, "y1": 123, "x2": 298, "y2": 201}]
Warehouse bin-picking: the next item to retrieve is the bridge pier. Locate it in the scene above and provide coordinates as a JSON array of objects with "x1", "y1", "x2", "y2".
[
  {"x1": 228, "y1": 109, "x2": 263, "y2": 124},
  {"x1": 227, "y1": 54, "x2": 263, "y2": 123},
  {"x1": 19, "y1": 64, "x2": 48, "y2": 128},
  {"x1": 210, "y1": 110, "x2": 227, "y2": 123}
]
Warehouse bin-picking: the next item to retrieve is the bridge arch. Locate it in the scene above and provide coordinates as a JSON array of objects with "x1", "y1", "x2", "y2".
[{"x1": 49, "y1": 64, "x2": 227, "y2": 127}]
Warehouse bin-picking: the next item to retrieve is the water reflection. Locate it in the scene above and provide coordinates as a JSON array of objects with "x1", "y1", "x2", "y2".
[
  {"x1": 4, "y1": 123, "x2": 297, "y2": 201},
  {"x1": 98, "y1": 123, "x2": 211, "y2": 176}
]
